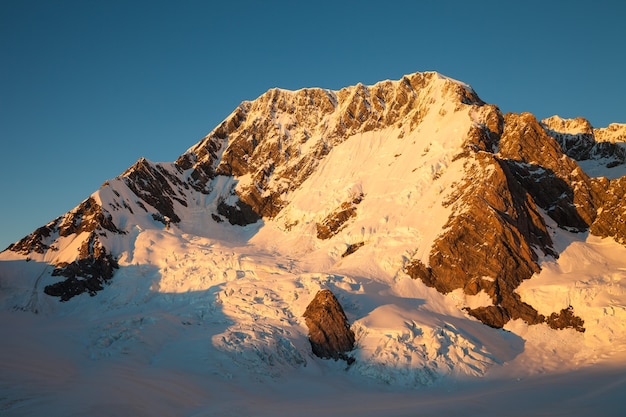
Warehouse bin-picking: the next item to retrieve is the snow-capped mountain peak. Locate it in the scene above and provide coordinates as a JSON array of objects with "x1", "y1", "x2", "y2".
[{"x1": 2, "y1": 72, "x2": 626, "y2": 403}]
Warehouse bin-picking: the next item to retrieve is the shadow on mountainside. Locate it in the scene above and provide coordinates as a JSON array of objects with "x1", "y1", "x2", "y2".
[
  {"x1": 503, "y1": 160, "x2": 592, "y2": 232},
  {"x1": 0, "y1": 258, "x2": 55, "y2": 314}
]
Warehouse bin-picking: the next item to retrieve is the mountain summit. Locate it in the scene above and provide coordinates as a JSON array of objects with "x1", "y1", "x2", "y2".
[{"x1": 2, "y1": 71, "x2": 626, "y2": 386}]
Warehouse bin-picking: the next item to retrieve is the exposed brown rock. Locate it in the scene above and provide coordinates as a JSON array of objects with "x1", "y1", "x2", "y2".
[
  {"x1": 408, "y1": 153, "x2": 554, "y2": 290},
  {"x1": 184, "y1": 72, "x2": 482, "y2": 224},
  {"x1": 464, "y1": 104, "x2": 504, "y2": 153},
  {"x1": 542, "y1": 116, "x2": 626, "y2": 164},
  {"x1": 341, "y1": 242, "x2": 365, "y2": 258},
  {"x1": 316, "y1": 193, "x2": 364, "y2": 240},
  {"x1": 57, "y1": 197, "x2": 123, "y2": 237},
  {"x1": 499, "y1": 112, "x2": 599, "y2": 231},
  {"x1": 546, "y1": 306, "x2": 585, "y2": 332},
  {"x1": 237, "y1": 184, "x2": 286, "y2": 219},
  {"x1": 406, "y1": 151, "x2": 552, "y2": 328},
  {"x1": 504, "y1": 113, "x2": 626, "y2": 244},
  {"x1": 176, "y1": 104, "x2": 246, "y2": 190},
  {"x1": 405, "y1": 112, "x2": 606, "y2": 332},
  {"x1": 7, "y1": 195, "x2": 125, "y2": 301},
  {"x1": 7, "y1": 72, "x2": 620, "y2": 336},
  {"x1": 216, "y1": 198, "x2": 262, "y2": 226},
  {"x1": 303, "y1": 289, "x2": 355, "y2": 362}
]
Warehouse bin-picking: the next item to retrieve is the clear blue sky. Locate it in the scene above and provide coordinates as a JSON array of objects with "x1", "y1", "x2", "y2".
[{"x1": 1, "y1": 0, "x2": 625, "y2": 250}]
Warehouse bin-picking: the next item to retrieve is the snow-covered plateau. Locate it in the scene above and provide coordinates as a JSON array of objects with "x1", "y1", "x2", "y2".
[{"x1": 1, "y1": 71, "x2": 625, "y2": 416}]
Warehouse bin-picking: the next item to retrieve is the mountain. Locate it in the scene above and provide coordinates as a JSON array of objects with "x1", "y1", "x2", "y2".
[{"x1": 2, "y1": 72, "x2": 626, "y2": 414}]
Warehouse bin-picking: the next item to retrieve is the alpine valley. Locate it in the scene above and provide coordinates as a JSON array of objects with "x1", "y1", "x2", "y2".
[{"x1": 2, "y1": 71, "x2": 626, "y2": 416}]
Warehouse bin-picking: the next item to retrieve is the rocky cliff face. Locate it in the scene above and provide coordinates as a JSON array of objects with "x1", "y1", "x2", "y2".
[
  {"x1": 405, "y1": 109, "x2": 625, "y2": 330},
  {"x1": 7, "y1": 197, "x2": 123, "y2": 301},
  {"x1": 3, "y1": 71, "x2": 624, "y2": 335},
  {"x1": 540, "y1": 115, "x2": 626, "y2": 244},
  {"x1": 406, "y1": 151, "x2": 553, "y2": 328}
]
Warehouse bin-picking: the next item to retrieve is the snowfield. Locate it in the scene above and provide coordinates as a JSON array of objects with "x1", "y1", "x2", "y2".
[{"x1": 2, "y1": 219, "x2": 626, "y2": 416}]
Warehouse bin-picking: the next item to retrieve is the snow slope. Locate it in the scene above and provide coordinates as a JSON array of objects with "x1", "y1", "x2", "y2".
[{"x1": 2, "y1": 222, "x2": 626, "y2": 416}]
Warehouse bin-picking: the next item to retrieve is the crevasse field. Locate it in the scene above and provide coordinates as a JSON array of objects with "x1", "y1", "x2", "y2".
[{"x1": 2, "y1": 222, "x2": 626, "y2": 416}]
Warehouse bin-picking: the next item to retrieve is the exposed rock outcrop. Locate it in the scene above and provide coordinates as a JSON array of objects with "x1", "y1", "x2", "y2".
[
  {"x1": 44, "y1": 253, "x2": 118, "y2": 301},
  {"x1": 539, "y1": 115, "x2": 626, "y2": 244},
  {"x1": 499, "y1": 112, "x2": 599, "y2": 231},
  {"x1": 8, "y1": 196, "x2": 123, "y2": 256},
  {"x1": 7, "y1": 223, "x2": 56, "y2": 254},
  {"x1": 303, "y1": 289, "x2": 355, "y2": 363},
  {"x1": 341, "y1": 241, "x2": 365, "y2": 258},
  {"x1": 8, "y1": 197, "x2": 124, "y2": 301},
  {"x1": 44, "y1": 233, "x2": 118, "y2": 301},
  {"x1": 316, "y1": 193, "x2": 364, "y2": 240},
  {"x1": 121, "y1": 158, "x2": 189, "y2": 224},
  {"x1": 546, "y1": 306, "x2": 585, "y2": 332},
  {"x1": 216, "y1": 198, "x2": 262, "y2": 226}
]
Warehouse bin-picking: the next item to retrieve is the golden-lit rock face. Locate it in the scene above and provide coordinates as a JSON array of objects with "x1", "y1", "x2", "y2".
[
  {"x1": 406, "y1": 151, "x2": 553, "y2": 329},
  {"x1": 404, "y1": 109, "x2": 625, "y2": 331},
  {"x1": 184, "y1": 72, "x2": 484, "y2": 221}
]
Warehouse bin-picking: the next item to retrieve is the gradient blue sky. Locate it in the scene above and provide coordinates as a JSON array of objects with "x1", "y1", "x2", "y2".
[{"x1": 1, "y1": 0, "x2": 625, "y2": 250}]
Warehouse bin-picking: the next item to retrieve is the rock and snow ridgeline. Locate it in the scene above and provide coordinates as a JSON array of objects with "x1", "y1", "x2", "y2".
[{"x1": 2, "y1": 71, "x2": 626, "y2": 384}]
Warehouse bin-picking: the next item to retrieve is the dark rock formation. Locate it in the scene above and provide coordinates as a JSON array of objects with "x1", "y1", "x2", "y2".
[
  {"x1": 546, "y1": 306, "x2": 585, "y2": 332},
  {"x1": 10, "y1": 196, "x2": 126, "y2": 256},
  {"x1": 216, "y1": 198, "x2": 262, "y2": 226},
  {"x1": 122, "y1": 158, "x2": 188, "y2": 224},
  {"x1": 56, "y1": 197, "x2": 122, "y2": 236},
  {"x1": 303, "y1": 289, "x2": 355, "y2": 363},
  {"x1": 44, "y1": 233, "x2": 118, "y2": 301},
  {"x1": 8, "y1": 196, "x2": 125, "y2": 301},
  {"x1": 341, "y1": 241, "x2": 365, "y2": 258},
  {"x1": 316, "y1": 193, "x2": 364, "y2": 240},
  {"x1": 7, "y1": 223, "x2": 56, "y2": 254},
  {"x1": 186, "y1": 72, "x2": 483, "y2": 223},
  {"x1": 406, "y1": 150, "x2": 553, "y2": 328},
  {"x1": 44, "y1": 254, "x2": 118, "y2": 301},
  {"x1": 499, "y1": 112, "x2": 599, "y2": 231}
]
